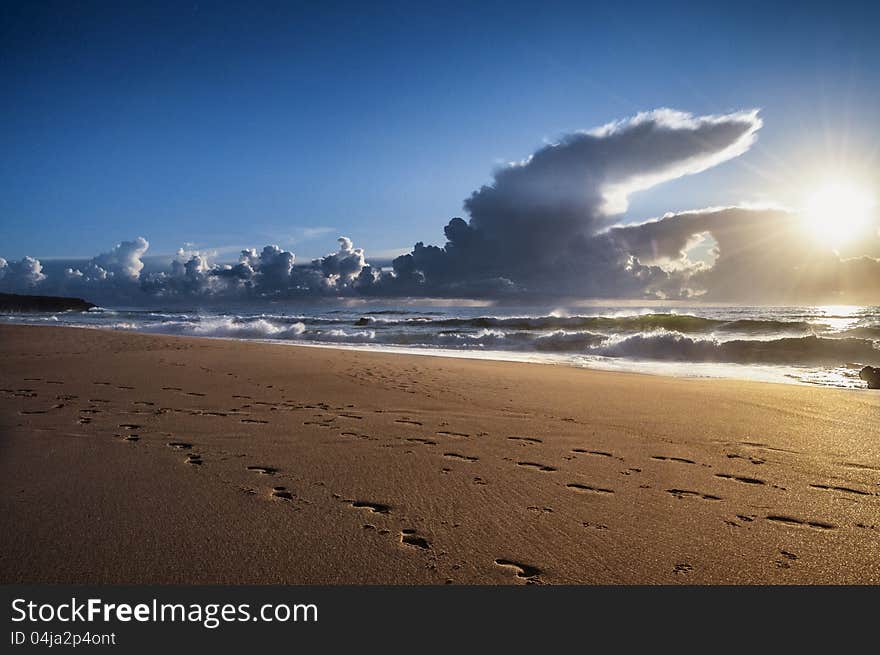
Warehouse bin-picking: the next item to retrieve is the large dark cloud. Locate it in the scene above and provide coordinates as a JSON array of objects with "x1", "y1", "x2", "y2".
[
  {"x1": 383, "y1": 109, "x2": 762, "y2": 297},
  {"x1": 2, "y1": 108, "x2": 879, "y2": 305}
]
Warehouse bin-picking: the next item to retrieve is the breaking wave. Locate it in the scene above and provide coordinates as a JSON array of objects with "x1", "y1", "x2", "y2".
[
  {"x1": 353, "y1": 312, "x2": 822, "y2": 335},
  {"x1": 594, "y1": 332, "x2": 880, "y2": 365},
  {"x1": 98, "y1": 315, "x2": 880, "y2": 367},
  {"x1": 3, "y1": 305, "x2": 879, "y2": 386}
]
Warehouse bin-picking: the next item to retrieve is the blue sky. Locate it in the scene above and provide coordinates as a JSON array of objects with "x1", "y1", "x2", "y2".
[{"x1": 2, "y1": 0, "x2": 878, "y2": 262}]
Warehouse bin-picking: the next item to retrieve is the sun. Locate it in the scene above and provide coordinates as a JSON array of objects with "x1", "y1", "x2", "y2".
[{"x1": 802, "y1": 180, "x2": 875, "y2": 247}]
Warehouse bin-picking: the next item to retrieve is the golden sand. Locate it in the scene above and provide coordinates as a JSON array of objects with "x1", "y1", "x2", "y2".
[{"x1": 1, "y1": 324, "x2": 879, "y2": 584}]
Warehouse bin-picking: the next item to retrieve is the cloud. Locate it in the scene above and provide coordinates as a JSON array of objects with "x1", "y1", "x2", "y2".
[
  {"x1": 2, "y1": 108, "x2": 878, "y2": 305},
  {"x1": 0, "y1": 256, "x2": 46, "y2": 288},
  {"x1": 242, "y1": 245, "x2": 297, "y2": 292},
  {"x1": 137, "y1": 238, "x2": 374, "y2": 301},
  {"x1": 316, "y1": 237, "x2": 367, "y2": 287},
  {"x1": 609, "y1": 206, "x2": 880, "y2": 303},
  {"x1": 380, "y1": 108, "x2": 762, "y2": 297},
  {"x1": 68, "y1": 237, "x2": 150, "y2": 283}
]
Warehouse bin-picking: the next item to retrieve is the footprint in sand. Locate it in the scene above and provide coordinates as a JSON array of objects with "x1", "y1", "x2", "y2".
[
  {"x1": 443, "y1": 452, "x2": 479, "y2": 462},
  {"x1": 715, "y1": 473, "x2": 765, "y2": 485},
  {"x1": 247, "y1": 465, "x2": 278, "y2": 475},
  {"x1": 567, "y1": 482, "x2": 614, "y2": 494},
  {"x1": 494, "y1": 559, "x2": 542, "y2": 580},
  {"x1": 666, "y1": 489, "x2": 720, "y2": 501},
  {"x1": 399, "y1": 529, "x2": 431, "y2": 550},
  {"x1": 765, "y1": 515, "x2": 835, "y2": 530},
  {"x1": 775, "y1": 550, "x2": 799, "y2": 569},
  {"x1": 809, "y1": 483, "x2": 872, "y2": 496},
  {"x1": 340, "y1": 431, "x2": 369, "y2": 439},
  {"x1": 348, "y1": 500, "x2": 391, "y2": 514},
  {"x1": 652, "y1": 455, "x2": 696, "y2": 464},
  {"x1": 271, "y1": 486, "x2": 293, "y2": 499},
  {"x1": 508, "y1": 436, "x2": 542, "y2": 444},
  {"x1": 841, "y1": 462, "x2": 880, "y2": 472},
  {"x1": 517, "y1": 461, "x2": 557, "y2": 472}
]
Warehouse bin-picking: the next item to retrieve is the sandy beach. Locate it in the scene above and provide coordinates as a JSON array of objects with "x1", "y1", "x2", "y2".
[{"x1": 1, "y1": 323, "x2": 879, "y2": 584}]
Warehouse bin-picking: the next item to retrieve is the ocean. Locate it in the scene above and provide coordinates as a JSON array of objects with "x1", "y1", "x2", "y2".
[{"x1": 3, "y1": 303, "x2": 879, "y2": 389}]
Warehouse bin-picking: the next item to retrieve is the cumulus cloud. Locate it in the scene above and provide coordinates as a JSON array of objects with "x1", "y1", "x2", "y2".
[
  {"x1": 134, "y1": 237, "x2": 384, "y2": 302},
  {"x1": 382, "y1": 108, "x2": 762, "y2": 297},
  {"x1": 238, "y1": 245, "x2": 297, "y2": 293},
  {"x1": 2, "y1": 108, "x2": 879, "y2": 305},
  {"x1": 0, "y1": 256, "x2": 46, "y2": 289},
  {"x1": 140, "y1": 250, "x2": 220, "y2": 298},
  {"x1": 67, "y1": 237, "x2": 150, "y2": 284},
  {"x1": 317, "y1": 237, "x2": 367, "y2": 287}
]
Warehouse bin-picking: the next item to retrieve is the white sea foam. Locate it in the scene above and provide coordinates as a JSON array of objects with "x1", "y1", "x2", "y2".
[{"x1": 2, "y1": 304, "x2": 878, "y2": 388}]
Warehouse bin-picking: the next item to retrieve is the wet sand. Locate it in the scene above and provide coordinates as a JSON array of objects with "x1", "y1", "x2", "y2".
[{"x1": 1, "y1": 323, "x2": 879, "y2": 584}]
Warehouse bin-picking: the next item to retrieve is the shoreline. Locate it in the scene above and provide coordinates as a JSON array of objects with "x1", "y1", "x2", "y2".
[
  {"x1": 1, "y1": 318, "x2": 870, "y2": 390},
  {"x1": 2, "y1": 323, "x2": 879, "y2": 584}
]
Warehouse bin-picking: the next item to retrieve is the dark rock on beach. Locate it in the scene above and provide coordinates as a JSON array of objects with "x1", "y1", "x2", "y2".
[
  {"x1": 0, "y1": 292, "x2": 96, "y2": 313},
  {"x1": 860, "y1": 366, "x2": 880, "y2": 389}
]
